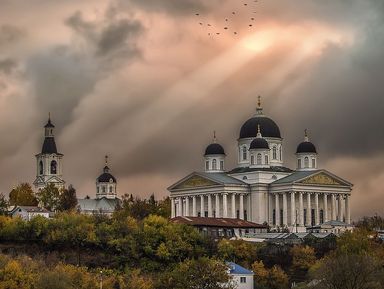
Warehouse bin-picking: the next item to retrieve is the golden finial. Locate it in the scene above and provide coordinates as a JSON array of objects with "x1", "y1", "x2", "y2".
[
  {"x1": 105, "y1": 155, "x2": 109, "y2": 166},
  {"x1": 258, "y1": 95, "x2": 262, "y2": 108},
  {"x1": 304, "y1": 129, "x2": 309, "y2": 141},
  {"x1": 213, "y1": 130, "x2": 217, "y2": 143}
]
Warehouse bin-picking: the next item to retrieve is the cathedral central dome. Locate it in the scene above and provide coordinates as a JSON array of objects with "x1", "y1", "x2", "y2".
[{"x1": 240, "y1": 116, "x2": 281, "y2": 139}]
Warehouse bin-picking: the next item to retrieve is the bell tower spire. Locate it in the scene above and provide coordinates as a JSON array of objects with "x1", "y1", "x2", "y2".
[
  {"x1": 34, "y1": 114, "x2": 65, "y2": 191},
  {"x1": 255, "y1": 95, "x2": 264, "y2": 116}
]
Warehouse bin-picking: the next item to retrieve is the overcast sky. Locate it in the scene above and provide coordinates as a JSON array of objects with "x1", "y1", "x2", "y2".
[{"x1": 0, "y1": 0, "x2": 383, "y2": 219}]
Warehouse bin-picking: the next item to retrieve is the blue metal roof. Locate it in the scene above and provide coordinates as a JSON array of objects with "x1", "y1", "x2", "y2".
[{"x1": 227, "y1": 262, "x2": 253, "y2": 275}]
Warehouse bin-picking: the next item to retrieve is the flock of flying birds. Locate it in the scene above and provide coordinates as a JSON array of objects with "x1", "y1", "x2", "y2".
[{"x1": 195, "y1": 0, "x2": 262, "y2": 37}]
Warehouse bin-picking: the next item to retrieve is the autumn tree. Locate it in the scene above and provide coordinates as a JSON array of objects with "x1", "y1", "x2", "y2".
[
  {"x1": 158, "y1": 257, "x2": 235, "y2": 289},
  {"x1": 58, "y1": 185, "x2": 78, "y2": 212},
  {"x1": 251, "y1": 261, "x2": 289, "y2": 289},
  {"x1": 8, "y1": 183, "x2": 38, "y2": 206},
  {"x1": 311, "y1": 254, "x2": 384, "y2": 289},
  {"x1": 0, "y1": 193, "x2": 8, "y2": 215},
  {"x1": 36, "y1": 183, "x2": 61, "y2": 211}
]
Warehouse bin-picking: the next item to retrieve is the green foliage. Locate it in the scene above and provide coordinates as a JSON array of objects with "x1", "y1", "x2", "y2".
[
  {"x1": 158, "y1": 257, "x2": 235, "y2": 289},
  {"x1": 37, "y1": 183, "x2": 61, "y2": 211},
  {"x1": 251, "y1": 261, "x2": 289, "y2": 289},
  {"x1": 114, "y1": 194, "x2": 170, "y2": 220},
  {"x1": 357, "y1": 215, "x2": 384, "y2": 231},
  {"x1": 217, "y1": 239, "x2": 261, "y2": 267},
  {"x1": 8, "y1": 183, "x2": 38, "y2": 206},
  {"x1": 58, "y1": 185, "x2": 78, "y2": 212},
  {"x1": 310, "y1": 254, "x2": 384, "y2": 289},
  {"x1": 0, "y1": 193, "x2": 8, "y2": 216}
]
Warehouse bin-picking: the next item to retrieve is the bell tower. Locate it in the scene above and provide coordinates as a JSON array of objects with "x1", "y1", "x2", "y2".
[{"x1": 33, "y1": 114, "x2": 65, "y2": 190}]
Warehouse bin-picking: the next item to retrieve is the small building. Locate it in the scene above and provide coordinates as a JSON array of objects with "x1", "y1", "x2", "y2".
[
  {"x1": 306, "y1": 220, "x2": 354, "y2": 234},
  {"x1": 170, "y1": 216, "x2": 267, "y2": 238},
  {"x1": 10, "y1": 206, "x2": 51, "y2": 221},
  {"x1": 77, "y1": 197, "x2": 120, "y2": 216},
  {"x1": 77, "y1": 156, "x2": 120, "y2": 216},
  {"x1": 227, "y1": 262, "x2": 254, "y2": 289}
]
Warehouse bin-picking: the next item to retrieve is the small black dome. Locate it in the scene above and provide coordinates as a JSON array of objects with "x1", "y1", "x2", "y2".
[
  {"x1": 296, "y1": 141, "x2": 317, "y2": 154},
  {"x1": 97, "y1": 172, "x2": 117, "y2": 183},
  {"x1": 42, "y1": 137, "x2": 58, "y2": 154},
  {"x1": 250, "y1": 137, "x2": 269, "y2": 150},
  {"x1": 240, "y1": 116, "x2": 281, "y2": 139},
  {"x1": 205, "y1": 143, "x2": 225, "y2": 156}
]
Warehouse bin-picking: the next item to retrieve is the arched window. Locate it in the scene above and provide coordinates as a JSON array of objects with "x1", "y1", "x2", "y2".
[
  {"x1": 205, "y1": 161, "x2": 209, "y2": 171},
  {"x1": 304, "y1": 157, "x2": 309, "y2": 168},
  {"x1": 251, "y1": 155, "x2": 254, "y2": 165},
  {"x1": 39, "y1": 161, "x2": 43, "y2": 175},
  {"x1": 212, "y1": 159, "x2": 217, "y2": 170},
  {"x1": 298, "y1": 159, "x2": 301, "y2": 169},
  {"x1": 102, "y1": 186, "x2": 106, "y2": 193},
  {"x1": 273, "y1": 146, "x2": 277, "y2": 159},
  {"x1": 50, "y1": 160, "x2": 57, "y2": 175},
  {"x1": 242, "y1": 146, "x2": 247, "y2": 161},
  {"x1": 265, "y1": 155, "x2": 269, "y2": 165},
  {"x1": 312, "y1": 158, "x2": 316, "y2": 168},
  {"x1": 220, "y1": 160, "x2": 224, "y2": 170},
  {"x1": 97, "y1": 187, "x2": 99, "y2": 194},
  {"x1": 109, "y1": 186, "x2": 113, "y2": 193},
  {"x1": 257, "y1": 153, "x2": 262, "y2": 165}
]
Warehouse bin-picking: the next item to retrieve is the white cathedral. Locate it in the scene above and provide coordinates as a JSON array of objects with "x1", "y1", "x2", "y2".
[{"x1": 168, "y1": 99, "x2": 353, "y2": 232}]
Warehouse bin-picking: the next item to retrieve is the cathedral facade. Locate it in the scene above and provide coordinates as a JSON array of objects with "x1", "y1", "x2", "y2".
[{"x1": 168, "y1": 99, "x2": 353, "y2": 232}]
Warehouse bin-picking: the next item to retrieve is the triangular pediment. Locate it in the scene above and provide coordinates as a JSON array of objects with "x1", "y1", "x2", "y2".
[
  {"x1": 298, "y1": 171, "x2": 350, "y2": 186},
  {"x1": 169, "y1": 173, "x2": 221, "y2": 191}
]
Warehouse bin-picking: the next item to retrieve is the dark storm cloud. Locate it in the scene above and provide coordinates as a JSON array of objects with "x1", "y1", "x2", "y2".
[
  {"x1": 25, "y1": 7, "x2": 143, "y2": 129},
  {"x1": 66, "y1": 10, "x2": 143, "y2": 58},
  {"x1": 0, "y1": 58, "x2": 17, "y2": 74},
  {"x1": 0, "y1": 25, "x2": 25, "y2": 45},
  {"x1": 127, "y1": 0, "x2": 210, "y2": 15}
]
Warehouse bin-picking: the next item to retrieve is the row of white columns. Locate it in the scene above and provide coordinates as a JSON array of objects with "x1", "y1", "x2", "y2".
[
  {"x1": 272, "y1": 192, "x2": 351, "y2": 227},
  {"x1": 171, "y1": 193, "x2": 248, "y2": 219}
]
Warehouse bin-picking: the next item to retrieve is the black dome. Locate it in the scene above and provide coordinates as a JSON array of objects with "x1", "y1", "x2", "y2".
[
  {"x1": 250, "y1": 138, "x2": 270, "y2": 150},
  {"x1": 97, "y1": 172, "x2": 117, "y2": 183},
  {"x1": 296, "y1": 141, "x2": 317, "y2": 154},
  {"x1": 205, "y1": 143, "x2": 225, "y2": 156},
  {"x1": 240, "y1": 117, "x2": 281, "y2": 139},
  {"x1": 42, "y1": 137, "x2": 58, "y2": 154}
]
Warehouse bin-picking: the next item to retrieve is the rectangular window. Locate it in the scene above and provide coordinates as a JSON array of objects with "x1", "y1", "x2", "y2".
[
  {"x1": 244, "y1": 210, "x2": 247, "y2": 221},
  {"x1": 205, "y1": 161, "x2": 209, "y2": 170},
  {"x1": 312, "y1": 159, "x2": 316, "y2": 168},
  {"x1": 204, "y1": 211, "x2": 208, "y2": 217},
  {"x1": 298, "y1": 159, "x2": 301, "y2": 169},
  {"x1": 240, "y1": 277, "x2": 246, "y2": 283},
  {"x1": 220, "y1": 161, "x2": 224, "y2": 170},
  {"x1": 320, "y1": 210, "x2": 324, "y2": 224},
  {"x1": 236, "y1": 210, "x2": 240, "y2": 219}
]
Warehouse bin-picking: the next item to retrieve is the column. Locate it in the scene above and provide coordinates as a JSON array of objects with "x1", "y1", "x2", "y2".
[
  {"x1": 200, "y1": 195, "x2": 205, "y2": 217},
  {"x1": 307, "y1": 193, "x2": 311, "y2": 226},
  {"x1": 290, "y1": 192, "x2": 296, "y2": 226},
  {"x1": 338, "y1": 195, "x2": 342, "y2": 221},
  {"x1": 239, "y1": 194, "x2": 244, "y2": 220},
  {"x1": 275, "y1": 194, "x2": 280, "y2": 226},
  {"x1": 323, "y1": 194, "x2": 328, "y2": 223},
  {"x1": 178, "y1": 197, "x2": 183, "y2": 217},
  {"x1": 315, "y1": 193, "x2": 319, "y2": 225},
  {"x1": 215, "y1": 194, "x2": 220, "y2": 218},
  {"x1": 231, "y1": 193, "x2": 236, "y2": 218},
  {"x1": 269, "y1": 193, "x2": 273, "y2": 224},
  {"x1": 283, "y1": 193, "x2": 288, "y2": 226},
  {"x1": 185, "y1": 197, "x2": 190, "y2": 217},
  {"x1": 192, "y1": 196, "x2": 197, "y2": 217},
  {"x1": 331, "y1": 194, "x2": 336, "y2": 220},
  {"x1": 223, "y1": 193, "x2": 228, "y2": 218},
  {"x1": 171, "y1": 198, "x2": 175, "y2": 218},
  {"x1": 345, "y1": 194, "x2": 351, "y2": 224},
  {"x1": 207, "y1": 194, "x2": 213, "y2": 217},
  {"x1": 299, "y1": 192, "x2": 304, "y2": 226}
]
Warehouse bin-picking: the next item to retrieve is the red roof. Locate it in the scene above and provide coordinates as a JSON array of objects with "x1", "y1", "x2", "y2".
[{"x1": 170, "y1": 216, "x2": 267, "y2": 229}]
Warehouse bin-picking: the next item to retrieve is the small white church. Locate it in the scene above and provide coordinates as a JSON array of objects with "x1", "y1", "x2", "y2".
[
  {"x1": 33, "y1": 116, "x2": 120, "y2": 215},
  {"x1": 168, "y1": 98, "x2": 353, "y2": 232}
]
